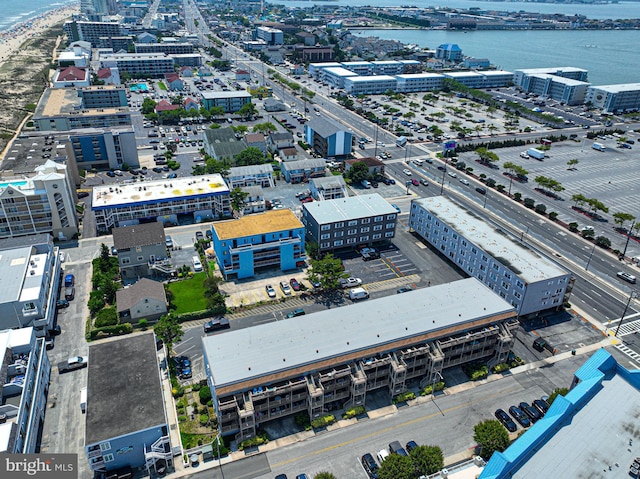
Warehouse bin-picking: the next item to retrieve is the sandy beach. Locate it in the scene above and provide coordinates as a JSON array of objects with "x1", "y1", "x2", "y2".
[{"x1": 0, "y1": 4, "x2": 79, "y2": 66}]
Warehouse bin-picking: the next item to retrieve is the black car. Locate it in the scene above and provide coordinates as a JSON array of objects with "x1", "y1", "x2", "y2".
[
  {"x1": 495, "y1": 408, "x2": 518, "y2": 432},
  {"x1": 203, "y1": 318, "x2": 230, "y2": 333},
  {"x1": 519, "y1": 401, "x2": 542, "y2": 423},
  {"x1": 196, "y1": 231, "x2": 204, "y2": 241},
  {"x1": 405, "y1": 441, "x2": 418, "y2": 453},
  {"x1": 56, "y1": 299, "x2": 69, "y2": 308},
  {"x1": 509, "y1": 405, "x2": 531, "y2": 428},
  {"x1": 78, "y1": 192, "x2": 90, "y2": 198},
  {"x1": 533, "y1": 398, "x2": 549, "y2": 415},
  {"x1": 361, "y1": 453, "x2": 379, "y2": 479}
]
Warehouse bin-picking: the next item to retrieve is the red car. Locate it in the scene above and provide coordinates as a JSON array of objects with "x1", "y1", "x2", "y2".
[
  {"x1": 289, "y1": 278, "x2": 301, "y2": 291},
  {"x1": 411, "y1": 179, "x2": 419, "y2": 186},
  {"x1": 301, "y1": 197, "x2": 313, "y2": 203}
]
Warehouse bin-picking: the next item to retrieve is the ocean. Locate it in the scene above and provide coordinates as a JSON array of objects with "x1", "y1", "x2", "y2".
[{"x1": 0, "y1": 0, "x2": 77, "y2": 32}]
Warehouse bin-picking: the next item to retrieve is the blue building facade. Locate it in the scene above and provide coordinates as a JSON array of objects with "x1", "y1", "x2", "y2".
[
  {"x1": 211, "y1": 209, "x2": 306, "y2": 279},
  {"x1": 305, "y1": 117, "x2": 354, "y2": 159}
]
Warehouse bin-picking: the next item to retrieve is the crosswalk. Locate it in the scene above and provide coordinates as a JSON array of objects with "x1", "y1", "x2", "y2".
[
  {"x1": 182, "y1": 274, "x2": 421, "y2": 329},
  {"x1": 615, "y1": 343, "x2": 640, "y2": 365},
  {"x1": 611, "y1": 318, "x2": 640, "y2": 337}
]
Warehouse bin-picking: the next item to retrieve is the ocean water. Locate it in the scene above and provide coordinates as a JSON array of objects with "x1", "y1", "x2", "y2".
[
  {"x1": 0, "y1": 0, "x2": 77, "y2": 32},
  {"x1": 280, "y1": 0, "x2": 640, "y2": 20},
  {"x1": 349, "y1": 28, "x2": 640, "y2": 85}
]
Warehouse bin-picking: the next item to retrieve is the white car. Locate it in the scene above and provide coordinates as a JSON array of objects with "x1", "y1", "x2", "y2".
[
  {"x1": 447, "y1": 171, "x2": 457, "y2": 178},
  {"x1": 403, "y1": 169, "x2": 412, "y2": 175},
  {"x1": 340, "y1": 277, "x2": 363, "y2": 289},
  {"x1": 459, "y1": 178, "x2": 469, "y2": 185},
  {"x1": 265, "y1": 285, "x2": 277, "y2": 298},
  {"x1": 520, "y1": 152, "x2": 530, "y2": 159},
  {"x1": 280, "y1": 281, "x2": 292, "y2": 295}
]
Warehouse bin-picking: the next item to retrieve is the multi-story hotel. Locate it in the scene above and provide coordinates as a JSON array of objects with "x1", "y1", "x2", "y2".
[
  {"x1": 409, "y1": 197, "x2": 573, "y2": 316},
  {"x1": 99, "y1": 53, "x2": 175, "y2": 78},
  {"x1": 203, "y1": 278, "x2": 517, "y2": 440}
]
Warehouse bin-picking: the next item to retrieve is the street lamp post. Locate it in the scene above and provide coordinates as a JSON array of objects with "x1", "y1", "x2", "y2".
[
  {"x1": 615, "y1": 291, "x2": 639, "y2": 337},
  {"x1": 439, "y1": 158, "x2": 448, "y2": 195},
  {"x1": 431, "y1": 371, "x2": 445, "y2": 416},
  {"x1": 622, "y1": 220, "x2": 636, "y2": 260},
  {"x1": 585, "y1": 242, "x2": 597, "y2": 271}
]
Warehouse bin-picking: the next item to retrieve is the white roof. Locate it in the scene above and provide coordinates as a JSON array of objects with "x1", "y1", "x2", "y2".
[
  {"x1": 203, "y1": 278, "x2": 514, "y2": 388},
  {"x1": 345, "y1": 75, "x2": 396, "y2": 83},
  {"x1": 515, "y1": 67, "x2": 588, "y2": 75},
  {"x1": 413, "y1": 197, "x2": 569, "y2": 283},
  {"x1": 92, "y1": 174, "x2": 229, "y2": 209},
  {"x1": 396, "y1": 73, "x2": 445, "y2": 80},
  {"x1": 303, "y1": 193, "x2": 396, "y2": 224},
  {"x1": 323, "y1": 67, "x2": 358, "y2": 77},
  {"x1": 588, "y1": 83, "x2": 640, "y2": 93},
  {"x1": 480, "y1": 70, "x2": 513, "y2": 77}
]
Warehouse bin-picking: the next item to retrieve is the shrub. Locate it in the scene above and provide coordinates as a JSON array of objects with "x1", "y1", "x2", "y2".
[
  {"x1": 177, "y1": 415, "x2": 187, "y2": 422},
  {"x1": 534, "y1": 204, "x2": 547, "y2": 214},
  {"x1": 393, "y1": 391, "x2": 416, "y2": 404},
  {"x1": 549, "y1": 211, "x2": 558, "y2": 220},
  {"x1": 89, "y1": 322, "x2": 133, "y2": 340},
  {"x1": 199, "y1": 414, "x2": 209, "y2": 426},
  {"x1": 88, "y1": 290, "x2": 106, "y2": 315},
  {"x1": 513, "y1": 192, "x2": 522, "y2": 202},
  {"x1": 523, "y1": 198, "x2": 535, "y2": 209},
  {"x1": 464, "y1": 363, "x2": 489, "y2": 381},
  {"x1": 138, "y1": 318, "x2": 148, "y2": 330},
  {"x1": 199, "y1": 386, "x2": 212, "y2": 404},
  {"x1": 548, "y1": 387, "x2": 569, "y2": 405},
  {"x1": 192, "y1": 383, "x2": 201, "y2": 391},
  {"x1": 94, "y1": 307, "x2": 118, "y2": 328},
  {"x1": 595, "y1": 235, "x2": 611, "y2": 248},
  {"x1": 420, "y1": 381, "x2": 445, "y2": 396},
  {"x1": 568, "y1": 222, "x2": 579, "y2": 232},
  {"x1": 342, "y1": 406, "x2": 366, "y2": 420},
  {"x1": 311, "y1": 414, "x2": 335, "y2": 429},
  {"x1": 239, "y1": 432, "x2": 269, "y2": 450},
  {"x1": 295, "y1": 412, "x2": 311, "y2": 428}
]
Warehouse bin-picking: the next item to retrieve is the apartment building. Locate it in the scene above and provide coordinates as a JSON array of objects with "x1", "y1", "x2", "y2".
[
  {"x1": 396, "y1": 73, "x2": 445, "y2": 93},
  {"x1": 63, "y1": 20, "x2": 122, "y2": 47},
  {"x1": 211, "y1": 209, "x2": 306, "y2": 279},
  {"x1": 305, "y1": 117, "x2": 354, "y2": 159},
  {"x1": 255, "y1": 26, "x2": 284, "y2": 45},
  {"x1": 518, "y1": 74, "x2": 589, "y2": 105},
  {"x1": 442, "y1": 71, "x2": 514, "y2": 89},
  {"x1": 203, "y1": 278, "x2": 518, "y2": 440},
  {"x1": 0, "y1": 327, "x2": 51, "y2": 453},
  {"x1": 134, "y1": 42, "x2": 195, "y2": 55},
  {"x1": 0, "y1": 161, "x2": 78, "y2": 241},
  {"x1": 409, "y1": 197, "x2": 573, "y2": 316},
  {"x1": 33, "y1": 88, "x2": 131, "y2": 132},
  {"x1": 513, "y1": 67, "x2": 589, "y2": 89},
  {"x1": 585, "y1": 83, "x2": 640, "y2": 113},
  {"x1": 91, "y1": 175, "x2": 230, "y2": 234},
  {"x1": 320, "y1": 67, "x2": 358, "y2": 89},
  {"x1": 100, "y1": 53, "x2": 175, "y2": 78},
  {"x1": 78, "y1": 85, "x2": 128, "y2": 109},
  {"x1": 226, "y1": 164, "x2": 275, "y2": 189},
  {"x1": 200, "y1": 91, "x2": 252, "y2": 113},
  {"x1": 302, "y1": 194, "x2": 397, "y2": 253},
  {"x1": 309, "y1": 176, "x2": 348, "y2": 201},
  {"x1": 343, "y1": 75, "x2": 398, "y2": 95},
  {"x1": 0, "y1": 235, "x2": 62, "y2": 337},
  {"x1": 68, "y1": 126, "x2": 139, "y2": 171},
  {"x1": 280, "y1": 158, "x2": 327, "y2": 184}
]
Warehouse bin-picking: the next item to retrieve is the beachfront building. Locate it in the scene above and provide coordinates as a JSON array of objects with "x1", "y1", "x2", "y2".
[
  {"x1": 305, "y1": 117, "x2": 354, "y2": 159},
  {"x1": 409, "y1": 197, "x2": 573, "y2": 316},
  {"x1": 91, "y1": 175, "x2": 230, "y2": 234},
  {"x1": 513, "y1": 67, "x2": 589, "y2": 90},
  {"x1": 442, "y1": 71, "x2": 514, "y2": 89},
  {"x1": 63, "y1": 20, "x2": 122, "y2": 47},
  {"x1": 515, "y1": 70, "x2": 590, "y2": 105},
  {"x1": 302, "y1": 193, "x2": 397, "y2": 252},
  {"x1": 585, "y1": 83, "x2": 640, "y2": 113},
  {"x1": 320, "y1": 67, "x2": 358, "y2": 89},
  {"x1": 0, "y1": 327, "x2": 51, "y2": 454},
  {"x1": 33, "y1": 88, "x2": 131, "y2": 132},
  {"x1": 199, "y1": 91, "x2": 252, "y2": 113},
  {"x1": 340, "y1": 61, "x2": 375, "y2": 76},
  {"x1": 170, "y1": 54, "x2": 203, "y2": 68},
  {"x1": 135, "y1": 42, "x2": 195, "y2": 55},
  {"x1": 396, "y1": 73, "x2": 445, "y2": 93},
  {"x1": 343, "y1": 75, "x2": 398, "y2": 95},
  {"x1": 58, "y1": 44, "x2": 91, "y2": 68},
  {"x1": 99, "y1": 53, "x2": 175, "y2": 78},
  {"x1": 0, "y1": 161, "x2": 79, "y2": 241},
  {"x1": 78, "y1": 85, "x2": 128, "y2": 108},
  {"x1": 64, "y1": 126, "x2": 138, "y2": 171},
  {"x1": 370, "y1": 60, "x2": 406, "y2": 75},
  {"x1": 0, "y1": 235, "x2": 63, "y2": 337},
  {"x1": 52, "y1": 66, "x2": 91, "y2": 88},
  {"x1": 211, "y1": 209, "x2": 306, "y2": 280},
  {"x1": 85, "y1": 333, "x2": 174, "y2": 476},
  {"x1": 203, "y1": 278, "x2": 518, "y2": 440},
  {"x1": 480, "y1": 349, "x2": 640, "y2": 479},
  {"x1": 255, "y1": 26, "x2": 284, "y2": 45},
  {"x1": 225, "y1": 164, "x2": 275, "y2": 189}
]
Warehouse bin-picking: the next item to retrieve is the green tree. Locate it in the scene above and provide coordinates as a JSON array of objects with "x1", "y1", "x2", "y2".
[
  {"x1": 346, "y1": 161, "x2": 370, "y2": 183},
  {"x1": 410, "y1": 445, "x2": 444, "y2": 476},
  {"x1": 232, "y1": 125, "x2": 249, "y2": 135},
  {"x1": 595, "y1": 235, "x2": 611, "y2": 248},
  {"x1": 474, "y1": 419, "x2": 510, "y2": 460},
  {"x1": 238, "y1": 102, "x2": 258, "y2": 119},
  {"x1": 567, "y1": 158, "x2": 579, "y2": 170},
  {"x1": 586, "y1": 197, "x2": 609, "y2": 215},
  {"x1": 548, "y1": 387, "x2": 569, "y2": 405},
  {"x1": 613, "y1": 212, "x2": 635, "y2": 231},
  {"x1": 306, "y1": 254, "x2": 347, "y2": 291},
  {"x1": 252, "y1": 122, "x2": 277, "y2": 134},
  {"x1": 474, "y1": 147, "x2": 499, "y2": 165},
  {"x1": 235, "y1": 147, "x2": 265, "y2": 166},
  {"x1": 306, "y1": 241, "x2": 320, "y2": 260},
  {"x1": 141, "y1": 97, "x2": 157, "y2": 115},
  {"x1": 209, "y1": 106, "x2": 225, "y2": 118},
  {"x1": 571, "y1": 193, "x2": 588, "y2": 208},
  {"x1": 378, "y1": 453, "x2": 414, "y2": 479},
  {"x1": 154, "y1": 314, "x2": 184, "y2": 356},
  {"x1": 313, "y1": 473, "x2": 336, "y2": 479},
  {"x1": 230, "y1": 187, "x2": 249, "y2": 215}
]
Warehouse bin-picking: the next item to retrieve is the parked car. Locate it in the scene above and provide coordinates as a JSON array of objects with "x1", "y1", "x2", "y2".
[
  {"x1": 533, "y1": 398, "x2": 550, "y2": 415},
  {"x1": 166, "y1": 236, "x2": 173, "y2": 248},
  {"x1": 289, "y1": 278, "x2": 301, "y2": 291},
  {"x1": 340, "y1": 277, "x2": 362, "y2": 289},
  {"x1": 388, "y1": 441, "x2": 408, "y2": 456},
  {"x1": 280, "y1": 281, "x2": 292, "y2": 295},
  {"x1": 56, "y1": 299, "x2": 69, "y2": 309},
  {"x1": 285, "y1": 308, "x2": 306, "y2": 319},
  {"x1": 519, "y1": 401, "x2": 542, "y2": 423},
  {"x1": 64, "y1": 273, "x2": 75, "y2": 287},
  {"x1": 265, "y1": 285, "x2": 277, "y2": 298},
  {"x1": 196, "y1": 231, "x2": 204, "y2": 241},
  {"x1": 403, "y1": 168, "x2": 412, "y2": 175},
  {"x1": 495, "y1": 408, "x2": 518, "y2": 432},
  {"x1": 64, "y1": 287, "x2": 75, "y2": 301},
  {"x1": 397, "y1": 287, "x2": 414, "y2": 294},
  {"x1": 405, "y1": 441, "x2": 418, "y2": 453},
  {"x1": 360, "y1": 247, "x2": 380, "y2": 261},
  {"x1": 173, "y1": 356, "x2": 192, "y2": 379},
  {"x1": 203, "y1": 318, "x2": 230, "y2": 333},
  {"x1": 508, "y1": 405, "x2": 531, "y2": 428},
  {"x1": 361, "y1": 453, "x2": 379, "y2": 479},
  {"x1": 411, "y1": 178, "x2": 419, "y2": 186}
]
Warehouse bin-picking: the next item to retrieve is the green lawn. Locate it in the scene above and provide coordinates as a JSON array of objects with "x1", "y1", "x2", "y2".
[
  {"x1": 168, "y1": 272, "x2": 207, "y2": 314},
  {"x1": 158, "y1": 81, "x2": 167, "y2": 91}
]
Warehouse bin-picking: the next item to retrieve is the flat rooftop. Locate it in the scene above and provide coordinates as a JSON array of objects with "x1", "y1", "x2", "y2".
[
  {"x1": 346, "y1": 75, "x2": 396, "y2": 83},
  {"x1": 590, "y1": 83, "x2": 640, "y2": 93},
  {"x1": 303, "y1": 193, "x2": 396, "y2": 224},
  {"x1": 413, "y1": 197, "x2": 569, "y2": 283},
  {"x1": 323, "y1": 67, "x2": 358, "y2": 77},
  {"x1": 516, "y1": 66, "x2": 588, "y2": 75},
  {"x1": 531, "y1": 74, "x2": 589, "y2": 86},
  {"x1": 200, "y1": 91, "x2": 252, "y2": 99},
  {"x1": 203, "y1": 278, "x2": 515, "y2": 389},
  {"x1": 91, "y1": 174, "x2": 229, "y2": 210},
  {"x1": 86, "y1": 333, "x2": 166, "y2": 445},
  {"x1": 35, "y1": 88, "x2": 129, "y2": 118},
  {"x1": 0, "y1": 247, "x2": 43, "y2": 304},
  {"x1": 212, "y1": 209, "x2": 303, "y2": 240},
  {"x1": 396, "y1": 73, "x2": 445, "y2": 80}
]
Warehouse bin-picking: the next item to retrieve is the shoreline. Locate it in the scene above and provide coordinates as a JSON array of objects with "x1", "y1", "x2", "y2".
[{"x1": 0, "y1": 4, "x2": 80, "y2": 67}]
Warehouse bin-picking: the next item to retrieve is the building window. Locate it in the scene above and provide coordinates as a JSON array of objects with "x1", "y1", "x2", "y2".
[
  {"x1": 516, "y1": 280, "x2": 524, "y2": 289},
  {"x1": 372, "y1": 233, "x2": 382, "y2": 240},
  {"x1": 362, "y1": 218, "x2": 370, "y2": 224},
  {"x1": 385, "y1": 223, "x2": 394, "y2": 229},
  {"x1": 444, "y1": 227, "x2": 449, "y2": 233},
  {"x1": 333, "y1": 240, "x2": 343, "y2": 247},
  {"x1": 504, "y1": 272, "x2": 512, "y2": 280},
  {"x1": 492, "y1": 263, "x2": 500, "y2": 271},
  {"x1": 359, "y1": 236, "x2": 369, "y2": 242},
  {"x1": 373, "y1": 225, "x2": 383, "y2": 231},
  {"x1": 471, "y1": 248, "x2": 477, "y2": 254},
  {"x1": 320, "y1": 234, "x2": 330, "y2": 240},
  {"x1": 386, "y1": 214, "x2": 395, "y2": 220},
  {"x1": 501, "y1": 281, "x2": 510, "y2": 290},
  {"x1": 334, "y1": 231, "x2": 343, "y2": 237},
  {"x1": 121, "y1": 257, "x2": 130, "y2": 264},
  {"x1": 103, "y1": 454, "x2": 114, "y2": 463},
  {"x1": 385, "y1": 232, "x2": 394, "y2": 238},
  {"x1": 321, "y1": 242, "x2": 329, "y2": 248},
  {"x1": 100, "y1": 442, "x2": 111, "y2": 452},
  {"x1": 335, "y1": 222, "x2": 344, "y2": 228},
  {"x1": 514, "y1": 291, "x2": 522, "y2": 299},
  {"x1": 348, "y1": 220, "x2": 358, "y2": 226},
  {"x1": 321, "y1": 225, "x2": 330, "y2": 231},
  {"x1": 374, "y1": 216, "x2": 383, "y2": 222},
  {"x1": 347, "y1": 229, "x2": 357, "y2": 235},
  {"x1": 137, "y1": 256, "x2": 144, "y2": 262},
  {"x1": 360, "y1": 227, "x2": 370, "y2": 233},
  {"x1": 481, "y1": 255, "x2": 488, "y2": 261},
  {"x1": 347, "y1": 238, "x2": 356, "y2": 244}
]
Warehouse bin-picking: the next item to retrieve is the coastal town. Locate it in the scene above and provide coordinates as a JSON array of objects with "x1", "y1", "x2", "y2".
[{"x1": 1, "y1": 1, "x2": 640, "y2": 479}]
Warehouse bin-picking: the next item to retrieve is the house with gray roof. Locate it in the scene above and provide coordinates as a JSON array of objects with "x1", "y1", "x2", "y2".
[
  {"x1": 226, "y1": 164, "x2": 274, "y2": 189},
  {"x1": 116, "y1": 278, "x2": 167, "y2": 322},
  {"x1": 305, "y1": 116, "x2": 353, "y2": 159},
  {"x1": 310, "y1": 175, "x2": 348, "y2": 200},
  {"x1": 239, "y1": 185, "x2": 266, "y2": 215},
  {"x1": 280, "y1": 158, "x2": 326, "y2": 184},
  {"x1": 203, "y1": 127, "x2": 247, "y2": 163},
  {"x1": 268, "y1": 131, "x2": 294, "y2": 151},
  {"x1": 301, "y1": 193, "x2": 397, "y2": 252},
  {"x1": 112, "y1": 223, "x2": 167, "y2": 280}
]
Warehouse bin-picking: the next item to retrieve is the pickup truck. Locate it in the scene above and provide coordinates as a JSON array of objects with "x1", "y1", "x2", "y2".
[{"x1": 58, "y1": 356, "x2": 88, "y2": 373}]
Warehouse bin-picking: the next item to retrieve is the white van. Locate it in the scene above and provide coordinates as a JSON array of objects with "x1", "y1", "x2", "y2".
[
  {"x1": 377, "y1": 448, "x2": 389, "y2": 463},
  {"x1": 413, "y1": 158, "x2": 424, "y2": 166},
  {"x1": 349, "y1": 287, "x2": 369, "y2": 301},
  {"x1": 192, "y1": 256, "x2": 203, "y2": 272},
  {"x1": 80, "y1": 387, "x2": 87, "y2": 413}
]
